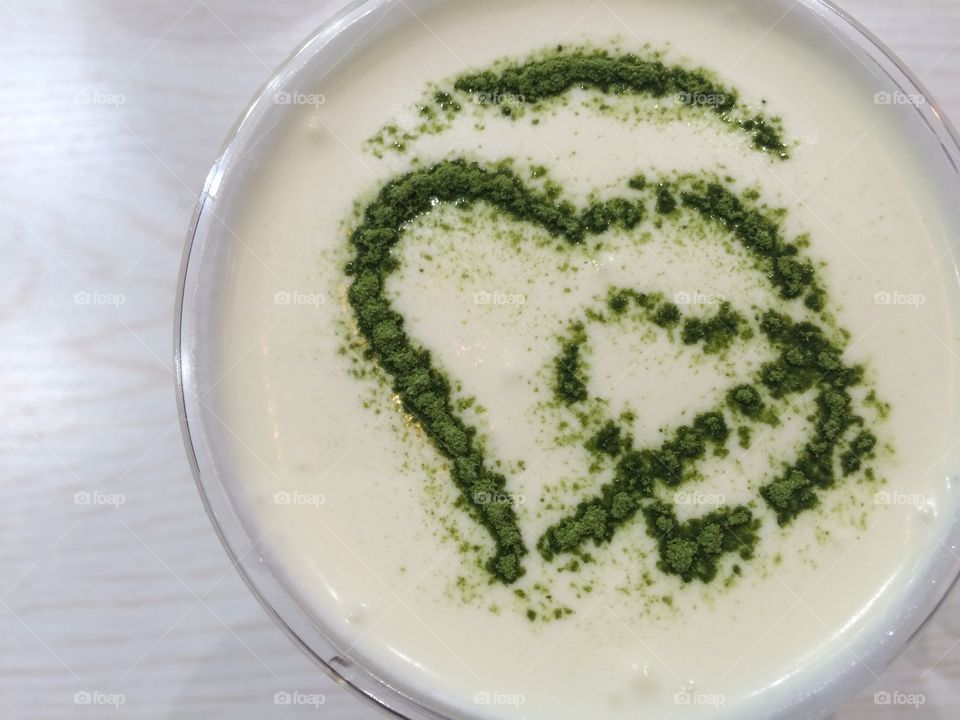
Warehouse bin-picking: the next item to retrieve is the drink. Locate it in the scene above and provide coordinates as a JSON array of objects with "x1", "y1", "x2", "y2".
[{"x1": 179, "y1": 0, "x2": 960, "y2": 717}]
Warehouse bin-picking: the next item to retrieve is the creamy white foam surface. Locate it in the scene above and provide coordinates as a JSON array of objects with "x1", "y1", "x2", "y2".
[{"x1": 199, "y1": 0, "x2": 960, "y2": 717}]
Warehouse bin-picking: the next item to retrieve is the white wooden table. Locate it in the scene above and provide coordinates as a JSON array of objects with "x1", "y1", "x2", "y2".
[{"x1": 1, "y1": 1, "x2": 958, "y2": 717}]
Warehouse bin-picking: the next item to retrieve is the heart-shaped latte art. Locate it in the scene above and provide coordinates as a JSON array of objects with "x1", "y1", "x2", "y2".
[{"x1": 345, "y1": 47, "x2": 881, "y2": 586}]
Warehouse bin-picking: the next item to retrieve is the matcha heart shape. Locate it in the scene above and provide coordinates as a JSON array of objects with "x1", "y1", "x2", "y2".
[
  {"x1": 346, "y1": 161, "x2": 877, "y2": 585},
  {"x1": 346, "y1": 47, "x2": 880, "y2": 585}
]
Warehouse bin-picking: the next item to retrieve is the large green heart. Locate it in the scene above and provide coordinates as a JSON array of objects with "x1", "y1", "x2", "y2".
[{"x1": 345, "y1": 48, "x2": 880, "y2": 586}]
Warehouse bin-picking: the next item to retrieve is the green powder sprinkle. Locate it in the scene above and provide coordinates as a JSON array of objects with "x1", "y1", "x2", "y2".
[
  {"x1": 346, "y1": 45, "x2": 885, "y2": 589},
  {"x1": 587, "y1": 421, "x2": 624, "y2": 457},
  {"x1": 348, "y1": 161, "x2": 881, "y2": 581},
  {"x1": 451, "y1": 48, "x2": 789, "y2": 156}
]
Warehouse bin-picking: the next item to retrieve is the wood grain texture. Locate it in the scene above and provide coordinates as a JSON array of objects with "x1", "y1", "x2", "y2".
[{"x1": 0, "y1": 1, "x2": 957, "y2": 718}]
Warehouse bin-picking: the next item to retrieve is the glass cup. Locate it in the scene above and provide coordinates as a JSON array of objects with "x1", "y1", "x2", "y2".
[{"x1": 175, "y1": 1, "x2": 960, "y2": 717}]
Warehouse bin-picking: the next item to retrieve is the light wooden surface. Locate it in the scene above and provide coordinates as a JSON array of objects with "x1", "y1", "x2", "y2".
[{"x1": 1, "y1": 1, "x2": 958, "y2": 718}]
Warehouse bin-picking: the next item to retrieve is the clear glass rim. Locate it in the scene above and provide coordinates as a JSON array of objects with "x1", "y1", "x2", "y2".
[{"x1": 174, "y1": 2, "x2": 960, "y2": 718}]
